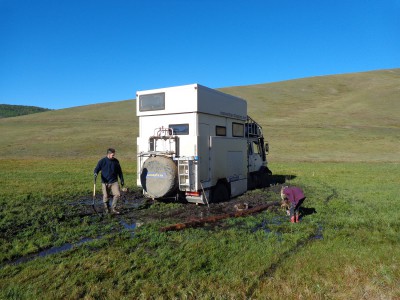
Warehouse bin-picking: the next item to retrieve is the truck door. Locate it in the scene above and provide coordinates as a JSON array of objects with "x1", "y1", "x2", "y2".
[
  {"x1": 248, "y1": 140, "x2": 263, "y2": 173},
  {"x1": 198, "y1": 123, "x2": 210, "y2": 182}
]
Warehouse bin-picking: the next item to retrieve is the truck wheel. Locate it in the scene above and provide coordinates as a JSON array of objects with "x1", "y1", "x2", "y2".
[
  {"x1": 211, "y1": 182, "x2": 230, "y2": 203},
  {"x1": 140, "y1": 156, "x2": 178, "y2": 198},
  {"x1": 252, "y1": 172, "x2": 260, "y2": 189},
  {"x1": 257, "y1": 166, "x2": 272, "y2": 188}
]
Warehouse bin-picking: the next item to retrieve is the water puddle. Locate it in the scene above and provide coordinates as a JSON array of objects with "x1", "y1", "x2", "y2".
[
  {"x1": 312, "y1": 224, "x2": 324, "y2": 240},
  {"x1": 38, "y1": 238, "x2": 94, "y2": 257},
  {"x1": 252, "y1": 217, "x2": 324, "y2": 242},
  {"x1": 2, "y1": 219, "x2": 142, "y2": 268},
  {"x1": 2, "y1": 237, "x2": 97, "y2": 268},
  {"x1": 119, "y1": 219, "x2": 142, "y2": 237},
  {"x1": 252, "y1": 218, "x2": 285, "y2": 240},
  {"x1": 120, "y1": 220, "x2": 137, "y2": 230}
]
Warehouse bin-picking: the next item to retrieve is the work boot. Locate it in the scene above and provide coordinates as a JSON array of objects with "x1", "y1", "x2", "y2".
[
  {"x1": 111, "y1": 208, "x2": 121, "y2": 215},
  {"x1": 295, "y1": 214, "x2": 300, "y2": 223},
  {"x1": 103, "y1": 202, "x2": 110, "y2": 214},
  {"x1": 111, "y1": 197, "x2": 120, "y2": 215}
]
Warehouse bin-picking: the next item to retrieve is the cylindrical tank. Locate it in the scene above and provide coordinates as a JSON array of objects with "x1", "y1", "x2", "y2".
[{"x1": 140, "y1": 156, "x2": 178, "y2": 198}]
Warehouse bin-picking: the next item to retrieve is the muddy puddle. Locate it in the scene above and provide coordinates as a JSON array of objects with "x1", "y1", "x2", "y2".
[
  {"x1": 119, "y1": 218, "x2": 144, "y2": 237},
  {"x1": 252, "y1": 216, "x2": 287, "y2": 238},
  {"x1": 71, "y1": 183, "x2": 320, "y2": 234}
]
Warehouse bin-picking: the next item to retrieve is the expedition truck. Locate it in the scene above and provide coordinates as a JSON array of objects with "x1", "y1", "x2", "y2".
[{"x1": 136, "y1": 84, "x2": 271, "y2": 204}]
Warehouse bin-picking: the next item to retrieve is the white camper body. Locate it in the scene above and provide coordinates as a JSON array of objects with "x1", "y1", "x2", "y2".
[{"x1": 136, "y1": 84, "x2": 270, "y2": 204}]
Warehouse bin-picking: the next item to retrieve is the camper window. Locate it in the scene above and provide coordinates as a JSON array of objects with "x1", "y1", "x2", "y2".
[
  {"x1": 169, "y1": 124, "x2": 189, "y2": 135},
  {"x1": 216, "y1": 126, "x2": 226, "y2": 136},
  {"x1": 252, "y1": 141, "x2": 260, "y2": 154},
  {"x1": 232, "y1": 123, "x2": 244, "y2": 137},
  {"x1": 139, "y1": 93, "x2": 165, "y2": 111}
]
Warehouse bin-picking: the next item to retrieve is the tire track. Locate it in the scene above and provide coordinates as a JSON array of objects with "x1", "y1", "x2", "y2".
[{"x1": 246, "y1": 224, "x2": 323, "y2": 299}]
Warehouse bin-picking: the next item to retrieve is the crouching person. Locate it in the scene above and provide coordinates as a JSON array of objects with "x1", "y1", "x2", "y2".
[
  {"x1": 280, "y1": 186, "x2": 306, "y2": 223},
  {"x1": 94, "y1": 148, "x2": 125, "y2": 214}
]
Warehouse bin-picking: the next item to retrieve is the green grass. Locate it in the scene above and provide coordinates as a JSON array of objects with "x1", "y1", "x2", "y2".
[
  {"x1": 253, "y1": 162, "x2": 400, "y2": 299},
  {"x1": 0, "y1": 69, "x2": 399, "y2": 299},
  {"x1": 0, "y1": 158, "x2": 137, "y2": 262},
  {"x1": 1, "y1": 162, "x2": 399, "y2": 299}
]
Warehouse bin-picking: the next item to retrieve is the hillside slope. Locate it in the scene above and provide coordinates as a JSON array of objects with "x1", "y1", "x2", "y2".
[
  {"x1": 0, "y1": 69, "x2": 398, "y2": 162},
  {"x1": 0, "y1": 101, "x2": 137, "y2": 159},
  {"x1": 221, "y1": 68, "x2": 400, "y2": 162}
]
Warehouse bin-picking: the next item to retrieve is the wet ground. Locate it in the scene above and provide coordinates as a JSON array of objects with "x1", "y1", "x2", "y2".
[
  {"x1": 2, "y1": 182, "x2": 322, "y2": 267},
  {"x1": 80, "y1": 183, "x2": 285, "y2": 228}
]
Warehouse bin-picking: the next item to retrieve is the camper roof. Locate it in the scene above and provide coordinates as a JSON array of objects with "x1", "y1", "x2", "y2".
[{"x1": 136, "y1": 84, "x2": 247, "y2": 120}]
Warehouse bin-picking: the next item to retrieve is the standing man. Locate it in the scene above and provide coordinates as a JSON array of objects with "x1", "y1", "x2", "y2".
[
  {"x1": 280, "y1": 186, "x2": 306, "y2": 223},
  {"x1": 94, "y1": 148, "x2": 125, "y2": 214}
]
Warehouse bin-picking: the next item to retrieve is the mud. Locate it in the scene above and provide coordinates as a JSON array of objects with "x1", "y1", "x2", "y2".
[
  {"x1": 81, "y1": 183, "x2": 285, "y2": 227},
  {"x1": 3, "y1": 181, "x2": 321, "y2": 267}
]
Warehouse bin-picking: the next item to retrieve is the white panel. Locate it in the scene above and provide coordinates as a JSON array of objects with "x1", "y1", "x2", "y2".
[
  {"x1": 210, "y1": 137, "x2": 247, "y2": 185},
  {"x1": 227, "y1": 151, "x2": 244, "y2": 177},
  {"x1": 198, "y1": 123, "x2": 210, "y2": 182},
  {"x1": 136, "y1": 84, "x2": 247, "y2": 121}
]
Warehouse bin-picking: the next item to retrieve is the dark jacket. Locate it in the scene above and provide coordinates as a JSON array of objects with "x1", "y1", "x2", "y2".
[{"x1": 94, "y1": 157, "x2": 124, "y2": 184}]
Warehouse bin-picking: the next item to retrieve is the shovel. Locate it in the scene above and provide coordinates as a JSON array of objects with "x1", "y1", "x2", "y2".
[{"x1": 92, "y1": 182, "x2": 99, "y2": 215}]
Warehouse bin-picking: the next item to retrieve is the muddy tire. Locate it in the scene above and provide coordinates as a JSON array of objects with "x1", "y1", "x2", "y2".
[
  {"x1": 211, "y1": 182, "x2": 230, "y2": 203},
  {"x1": 249, "y1": 172, "x2": 259, "y2": 189},
  {"x1": 140, "y1": 156, "x2": 178, "y2": 198},
  {"x1": 256, "y1": 166, "x2": 272, "y2": 188}
]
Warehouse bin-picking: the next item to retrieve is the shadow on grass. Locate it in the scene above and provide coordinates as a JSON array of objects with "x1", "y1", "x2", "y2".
[
  {"x1": 265, "y1": 174, "x2": 297, "y2": 187},
  {"x1": 299, "y1": 206, "x2": 317, "y2": 219}
]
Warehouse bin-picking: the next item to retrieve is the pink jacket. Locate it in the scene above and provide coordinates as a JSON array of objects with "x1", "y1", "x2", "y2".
[{"x1": 282, "y1": 186, "x2": 305, "y2": 205}]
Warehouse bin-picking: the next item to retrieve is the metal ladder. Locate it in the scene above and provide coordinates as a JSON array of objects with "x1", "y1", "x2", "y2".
[
  {"x1": 246, "y1": 115, "x2": 262, "y2": 137},
  {"x1": 177, "y1": 159, "x2": 197, "y2": 191}
]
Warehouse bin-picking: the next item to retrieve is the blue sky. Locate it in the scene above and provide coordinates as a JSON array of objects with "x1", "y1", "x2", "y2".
[{"x1": 1, "y1": 0, "x2": 399, "y2": 109}]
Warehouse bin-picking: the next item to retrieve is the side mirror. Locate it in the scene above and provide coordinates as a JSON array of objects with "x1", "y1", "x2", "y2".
[{"x1": 265, "y1": 142, "x2": 269, "y2": 154}]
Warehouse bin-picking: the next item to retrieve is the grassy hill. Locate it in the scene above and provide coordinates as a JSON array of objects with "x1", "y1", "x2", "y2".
[
  {"x1": 0, "y1": 68, "x2": 398, "y2": 162},
  {"x1": 0, "y1": 101, "x2": 137, "y2": 159},
  {"x1": 220, "y1": 68, "x2": 400, "y2": 162},
  {"x1": 0, "y1": 69, "x2": 399, "y2": 299},
  {"x1": 0, "y1": 104, "x2": 52, "y2": 118}
]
